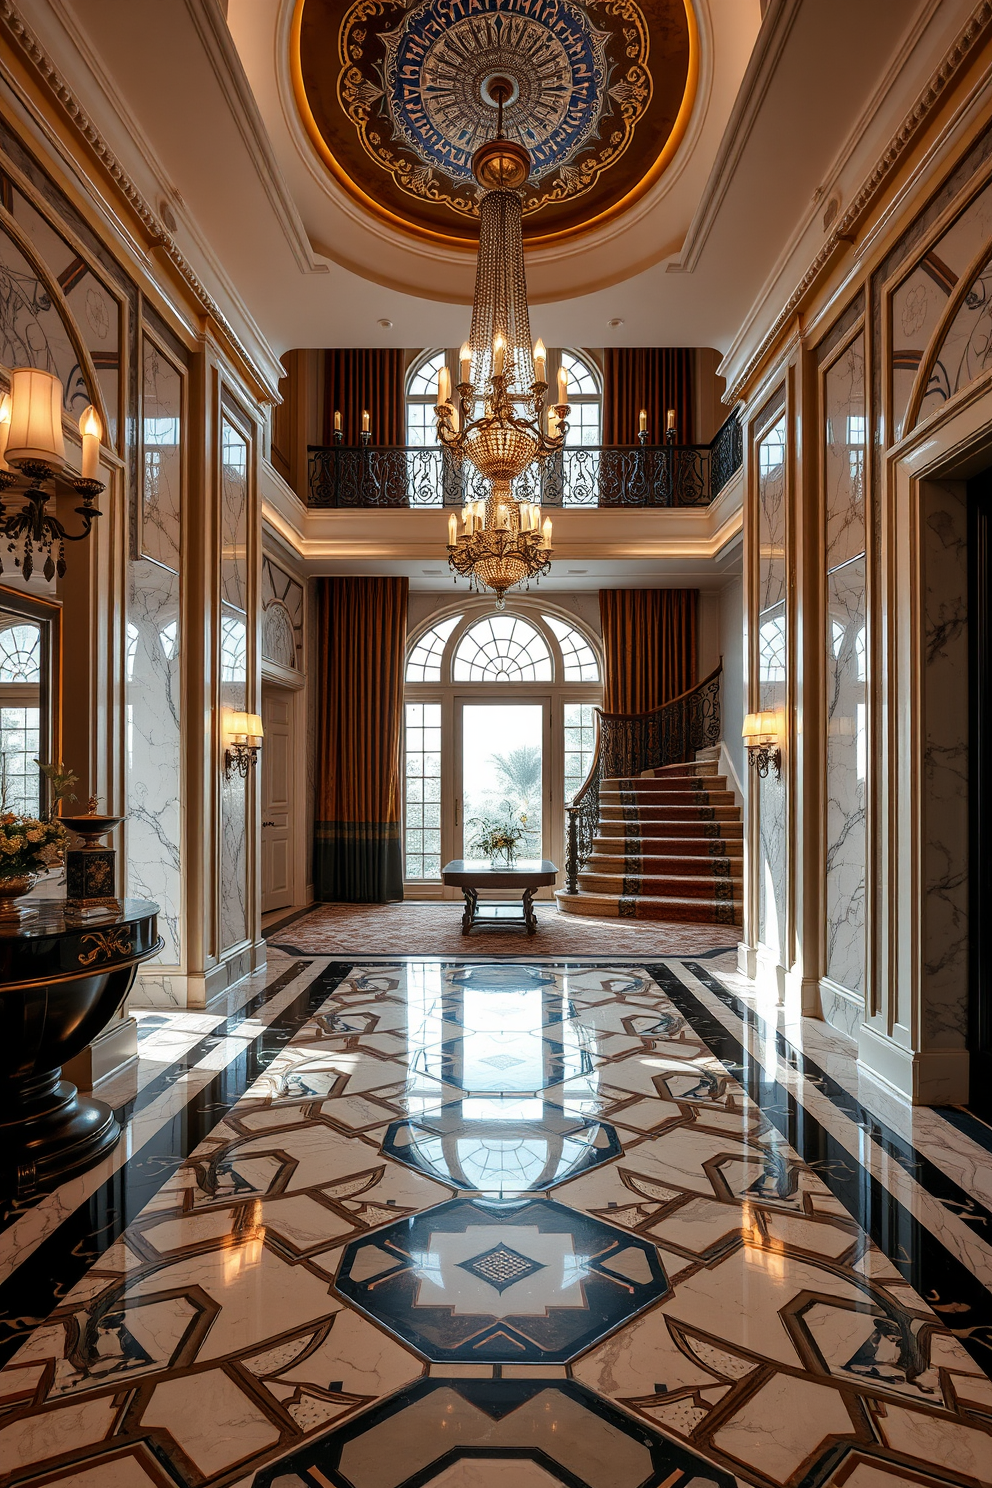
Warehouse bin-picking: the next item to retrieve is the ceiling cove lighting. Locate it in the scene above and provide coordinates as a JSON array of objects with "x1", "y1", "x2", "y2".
[
  {"x1": 0, "y1": 367, "x2": 105, "y2": 581},
  {"x1": 436, "y1": 78, "x2": 568, "y2": 607}
]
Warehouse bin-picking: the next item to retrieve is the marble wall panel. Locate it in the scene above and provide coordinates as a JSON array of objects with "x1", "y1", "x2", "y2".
[
  {"x1": 141, "y1": 341, "x2": 182, "y2": 570},
  {"x1": 220, "y1": 604, "x2": 248, "y2": 951},
  {"x1": 221, "y1": 419, "x2": 248, "y2": 614},
  {"x1": 126, "y1": 560, "x2": 181, "y2": 963},
  {"x1": 756, "y1": 417, "x2": 788, "y2": 966},
  {"x1": 824, "y1": 337, "x2": 865, "y2": 570},
  {"x1": 825, "y1": 557, "x2": 866, "y2": 996},
  {"x1": 922, "y1": 480, "x2": 969, "y2": 1052}
]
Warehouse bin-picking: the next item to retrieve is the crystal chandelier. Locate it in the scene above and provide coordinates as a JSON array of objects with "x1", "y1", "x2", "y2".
[{"x1": 435, "y1": 79, "x2": 570, "y2": 607}]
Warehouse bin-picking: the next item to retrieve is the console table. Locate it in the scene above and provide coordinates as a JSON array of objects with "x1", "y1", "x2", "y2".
[
  {"x1": 441, "y1": 859, "x2": 558, "y2": 935},
  {"x1": 0, "y1": 898, "x2": 161, "y2": 1196}
]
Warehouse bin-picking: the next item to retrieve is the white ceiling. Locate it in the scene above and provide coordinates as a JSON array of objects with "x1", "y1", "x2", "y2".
[{"x1": 29, "y1": 0, "x2": 970, "y2": 371}]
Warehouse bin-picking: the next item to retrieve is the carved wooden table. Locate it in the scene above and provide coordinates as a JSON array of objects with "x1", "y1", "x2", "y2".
[
  {"x1": 441, "y1": 860, "x2": 558, "y2": 935},
  {"x1": 0, "y1": 898, "x2": 161, "y2": 1196}
]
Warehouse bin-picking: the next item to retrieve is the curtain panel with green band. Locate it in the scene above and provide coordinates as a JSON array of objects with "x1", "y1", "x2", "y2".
[{"x1": 314, "y1": 576, "x2": 409, "y2": 902}]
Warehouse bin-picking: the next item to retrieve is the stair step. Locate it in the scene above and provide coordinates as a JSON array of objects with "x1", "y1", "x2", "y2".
[
  {"x1": 587, "y1": 853, "x2": 741, "y2": 875},
  {"x1": 579, "y1": 871, "x2": 742, "y2": 898},
  {"x1": 556, "y1": 890, "x2": 741, "y2": 925},
  {"x1": 601, "y1": 804, "x2": 739, "y2": 822},
  {"x1": 598, "y1": 820, "x2": 744, "y2": 840},
  {"x1": 601, "y1": 789, "x2": 735, "y2": 807}
]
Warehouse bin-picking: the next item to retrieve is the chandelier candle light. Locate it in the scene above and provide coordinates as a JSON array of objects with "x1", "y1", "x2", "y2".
[
  {"x1": 435, "y1": 78, "x2": 569, "y2": 606},
  {"x1": 0, "y1": 367, "x2": 104, "y2": 581}
]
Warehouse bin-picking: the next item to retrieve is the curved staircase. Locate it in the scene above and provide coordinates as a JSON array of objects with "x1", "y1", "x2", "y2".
[{"x1": 556, "y1": 747, "x2": 742, "y2": 925}]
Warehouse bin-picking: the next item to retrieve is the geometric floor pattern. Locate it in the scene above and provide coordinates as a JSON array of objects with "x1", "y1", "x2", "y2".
[{"x1": 0, "y1": 961, "x2": 990, "y2": 1487}]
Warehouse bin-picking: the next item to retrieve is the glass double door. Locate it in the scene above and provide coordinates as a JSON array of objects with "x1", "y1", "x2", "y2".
[{"x1": 456, "y1": 699, "x2": 550, "y2": 866}]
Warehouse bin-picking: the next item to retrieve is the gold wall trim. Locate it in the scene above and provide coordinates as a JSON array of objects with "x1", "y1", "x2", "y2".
[
  {"x1": 725, "y1": 0, "x2": 992, "y2": 406},
  {"x1": 0, "y1": 0, "x2": 280, "y2": 403}
]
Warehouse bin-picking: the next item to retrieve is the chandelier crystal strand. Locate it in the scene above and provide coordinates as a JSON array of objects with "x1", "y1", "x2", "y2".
[{"x1": 438, "y1": 93, "x2": 568, "y2": 606}]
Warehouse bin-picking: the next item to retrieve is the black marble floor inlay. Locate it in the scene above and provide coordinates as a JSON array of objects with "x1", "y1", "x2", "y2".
[{"x1": 0, "y1": 959, "x2": 351, "y2": 1366}]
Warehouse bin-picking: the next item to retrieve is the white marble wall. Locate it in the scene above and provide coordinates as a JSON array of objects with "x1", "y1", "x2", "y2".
[
  {"x1": 126, "y1": 562, "x2": 181, "y2": 961},
  {"x1": 823, "y1": 337, "x2": 867, "y2": 1008},
  {"x1": 125, "y1": 338, "x2": 184, "y2": 965},
  {"x1": 922, "y1": 479, "x2": 969, "y2": 1053},
  {"x1": 220, "y1": 419, "x2": 249, "y2": 951},
  {"x1": 757, "y1": 417, "x2": 788, "y2": 967}
]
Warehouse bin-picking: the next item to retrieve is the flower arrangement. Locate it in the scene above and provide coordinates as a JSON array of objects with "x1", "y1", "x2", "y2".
[
  {"x1": 0, "y1": 811, "x2": 68, "y2": 878},
  {"x1": 468, "y1": 812, "x2": 528, "y2": 865}
]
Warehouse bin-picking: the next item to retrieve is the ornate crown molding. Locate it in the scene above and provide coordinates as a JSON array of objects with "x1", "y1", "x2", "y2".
[
  {"x1": 0, "y1": 0, "x2": 281, "y2": 402},
  {"x1": 724, "y1": 0, "x2": 992, "y2": 406}
]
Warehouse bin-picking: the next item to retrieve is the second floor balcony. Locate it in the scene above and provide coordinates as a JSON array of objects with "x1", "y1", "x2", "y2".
[{"x1": 307, "y1": 410, "x2": 742, "y2": 511}]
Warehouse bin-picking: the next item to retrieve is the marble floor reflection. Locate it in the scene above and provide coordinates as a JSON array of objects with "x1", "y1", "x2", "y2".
[{"x1": 0, "y1": 960, "x2": 991, "y2": 1488}]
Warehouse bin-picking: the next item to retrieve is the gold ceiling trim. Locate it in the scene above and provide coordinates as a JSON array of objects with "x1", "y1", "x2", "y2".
[{"x1": 290, "y1": 0, "x2": 699, "y2": 253}]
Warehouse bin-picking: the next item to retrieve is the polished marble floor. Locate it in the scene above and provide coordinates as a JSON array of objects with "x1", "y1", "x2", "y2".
[{"x1": 1, "y1": 956, "x2": 992, "y2": 1486}]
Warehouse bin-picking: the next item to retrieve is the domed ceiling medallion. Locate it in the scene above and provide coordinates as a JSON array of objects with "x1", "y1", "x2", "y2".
[{"x1": 292, "y1": 0, "x2": 696, "y2": 247}]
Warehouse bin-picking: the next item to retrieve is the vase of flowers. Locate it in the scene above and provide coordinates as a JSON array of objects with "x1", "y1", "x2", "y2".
[
  {"x1": 469, "y1": 813, "x2": 528, "y2": 869},
  {"x1": 0, "y1": 812, "x2": 68, "y2": 920}
]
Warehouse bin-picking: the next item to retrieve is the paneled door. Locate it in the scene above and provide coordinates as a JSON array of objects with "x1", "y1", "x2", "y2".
[{"x1": 261, "y1": 686, "x2": 293, "y2": 913}]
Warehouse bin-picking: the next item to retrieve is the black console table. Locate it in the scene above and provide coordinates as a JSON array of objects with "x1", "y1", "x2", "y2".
[
  {"x1": 0, "y1": 898, "x2": 161, "y2": 1196},
  {"x1": 441, "y1": 859, "x2": 558, "y2": 935}
]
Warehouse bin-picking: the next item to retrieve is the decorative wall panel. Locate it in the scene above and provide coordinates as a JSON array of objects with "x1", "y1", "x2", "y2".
[
  {"x1": 220, "y1": 417, "x2": 250, "y2": 952},
  {"x1": 756, "y1": 416, "x2": 787, "y2": 966},
  {"x1": 0, "y1": 180, "x2": 122, "y2": 444},
  {"x1": 922, "y1": 481, "x2": 969, "y2": 1054},
  {"x1": 890, "y1": 171, "x2": 992, "y2": 441},
  {"x1": 261, "y1": 554, "x2": 303, "y2": 670},
  {"x1": 823, "y1": 337, "x2": 867, "y2": 1005},
  {"x1": 125, "y1": 335, "x2": 184, "y2": 965}
]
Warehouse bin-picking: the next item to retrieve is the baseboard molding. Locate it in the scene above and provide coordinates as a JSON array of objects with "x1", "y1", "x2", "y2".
[
  {"x1": 718, "y1": 740, "x2": 745, "y2": 812},
  {"x1": 819, "y1": 978, "x2": 864, "y2": 1042},
  {"x1": 62, "y1": 1015, "x2": 138, "y2": 1091},
  {"x1": 857, "y1": 1023, "x2": 970, "y2": 1105}
]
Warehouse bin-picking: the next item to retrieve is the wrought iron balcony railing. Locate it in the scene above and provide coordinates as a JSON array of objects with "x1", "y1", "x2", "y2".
[{"x1": 306, "y1": 409, "x2": 742, "y2": 510}]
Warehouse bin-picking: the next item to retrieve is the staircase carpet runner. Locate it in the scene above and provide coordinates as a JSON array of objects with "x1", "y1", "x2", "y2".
[{"x1": 556, "y1": 750, "x2": 743, "y2": 926}]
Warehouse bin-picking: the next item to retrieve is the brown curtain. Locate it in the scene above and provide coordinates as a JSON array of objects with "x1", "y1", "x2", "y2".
[
  {"x1": 314, "y1": 577, "x2": 409, "y2": 901},
  {"x1": 322, "y1": 349, "x2": 405, "y2": 445},
  {"x1": 599, "y1": 589, "x2": 698, "y2": 714},
  {"x1": 602, "y1": 349, "x2": 694, "y2": 446}
]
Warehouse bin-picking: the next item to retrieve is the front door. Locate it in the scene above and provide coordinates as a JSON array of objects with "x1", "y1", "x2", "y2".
[
  {"x1": 455, "y1": 698, "x2": 550, "y2": 867},
  {"x1": 261, "y1": 686, "x2": 293, "y2": 913}
]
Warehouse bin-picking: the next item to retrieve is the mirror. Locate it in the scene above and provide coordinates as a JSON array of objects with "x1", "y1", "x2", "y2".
[{"x1": 0, "y1": 588, "x2": 59, "y2": 819}]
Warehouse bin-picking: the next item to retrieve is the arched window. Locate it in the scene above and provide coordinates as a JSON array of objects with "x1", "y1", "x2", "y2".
[
  {"x1": 402, "y1": 603, "x2": 602, "y2": 882},
  {"x1": 542, "y1": 616, "x2": 599, "y2": 681},
  {"x1": 407, "y1": 614, "x2": 460, "y2": 682},
  {"x1": 560, "y1": 350, "x2": 601, "y2": 446},
  {"x1": 0, "y1": 624, "x2": 41, "y2": 682},
  {"x1": 406, "y1": 350, "x2": 447, "y2": 448},
  {"x1": 453, "y1": 616, "x2": 552, "y2": 681},
  {"x1": 0, "y1": 619, "x2": 42, "y2": 816}
]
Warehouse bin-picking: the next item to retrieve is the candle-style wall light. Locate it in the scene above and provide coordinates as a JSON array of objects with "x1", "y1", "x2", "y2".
[
  {"x1": 225, "y1": 711, "x2": 264, "y2": 780},
  {"x1": 0, "y1": 367, "x2": 104, "y2": 581},
  {"x1": 742, "y1": 711, "x2": 782, "y2": 778}
]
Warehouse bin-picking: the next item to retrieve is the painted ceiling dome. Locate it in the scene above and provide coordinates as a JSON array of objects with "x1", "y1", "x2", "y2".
[{"x1": 292, "y1": 0, "x2": 696, "y2": 246}]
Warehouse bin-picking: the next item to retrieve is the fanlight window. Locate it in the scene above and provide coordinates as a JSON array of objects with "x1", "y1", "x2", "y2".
[
  {"x1": 0, "y1": 623, "x2": 41, "y2": 682},
  {"x1": 560, "y1": 350, "x2": 601, "y2": 447},
  {"x1": 453, "y1": 616, "x2": 552, "y2": 681},
  {"x1": 543, "y1": 616, "x2": 599, "y2": 681},
  {"x1": 406, "y1": 615, "x2": 459, "y2": 682},
  {"x1": 407, "y1": 350, "x2": 447, "y2": 448}
]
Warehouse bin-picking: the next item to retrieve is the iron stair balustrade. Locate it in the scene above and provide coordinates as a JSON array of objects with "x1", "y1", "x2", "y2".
[
  {"x1": 563, "y1": 664, "x2": 723, "y2": 895},
  {"x1": 306, "y1": 409, "x2": 742, "y2": 509}
]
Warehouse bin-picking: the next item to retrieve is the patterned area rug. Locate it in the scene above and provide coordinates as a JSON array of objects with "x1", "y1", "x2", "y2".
[{"x1": 267, "y1": 901, "x2": 741, "y2": 957}]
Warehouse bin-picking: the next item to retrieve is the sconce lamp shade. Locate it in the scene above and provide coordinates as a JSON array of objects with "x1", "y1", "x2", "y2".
[
  {"x1": 228, "y1": 710, "x2": 264, "y2": 742},
  {"x1": 5, "y1": 368, "x2": 66, "y2": 469},
  {"x1": 244, "y1": 714, "x2": 264, "y2": 743},
  {"x1": 742, "y1": 711, "x2": 779, "y2": 744}
]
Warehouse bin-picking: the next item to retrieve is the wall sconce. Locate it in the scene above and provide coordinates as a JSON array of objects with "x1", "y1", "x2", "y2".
[
  {"x1": 225, "y1": 711, "x2": 263, "y2": 780},
  {"x1": 0, "y1": 369, "x2": 104, "y2": 582},
  {"x1": 742, "y1": 711, "x2": 782, "y2": 778}
]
